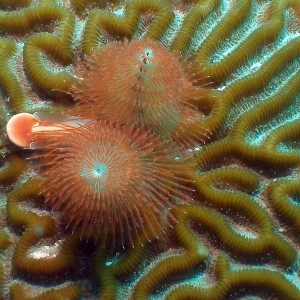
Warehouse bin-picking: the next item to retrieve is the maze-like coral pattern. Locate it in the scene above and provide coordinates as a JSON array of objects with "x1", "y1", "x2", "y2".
[{"x1": 0, "y1": 0, "x2": 299, "y2": 299}]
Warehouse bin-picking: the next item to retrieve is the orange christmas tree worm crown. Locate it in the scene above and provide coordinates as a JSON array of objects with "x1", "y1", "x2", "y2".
[
  {"x1": 29, "y1": 120, "x2": 193, "y2": 248},
  {"x1": 6, "y1": 112, "x2": 194, "y2": 248},
  {"x1": 70, "y1": 39, "x2": 210, "y2": 149}
]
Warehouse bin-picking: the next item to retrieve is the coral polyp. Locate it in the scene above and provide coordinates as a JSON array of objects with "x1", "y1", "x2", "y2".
[
  {"x1": 31, "y1": 120, "x2": 192, "y2": 248},
  {"x1": 71, "y1": 39, "x2": 209, "y2": 148}
]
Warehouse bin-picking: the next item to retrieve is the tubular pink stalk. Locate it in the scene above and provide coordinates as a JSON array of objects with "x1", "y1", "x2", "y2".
[
  {"x1": 6, "y1": 112, "x2": 86, "y2": 148},
  {"x1": 6, "y1": 113, "x2": 62, "y2": 148}
]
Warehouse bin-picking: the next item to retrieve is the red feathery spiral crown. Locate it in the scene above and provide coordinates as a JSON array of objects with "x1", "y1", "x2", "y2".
[
  {"x1": 70, "y1": 39, "x2": 209, "y2": 149},
  {"x1": 32, "y1": 121, "x2": 192, "y2": 248}
]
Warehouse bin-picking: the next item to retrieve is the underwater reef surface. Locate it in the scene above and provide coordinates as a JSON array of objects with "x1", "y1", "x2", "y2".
[{"x1": 0, "y1": 0, "x2": 300, "y2": 299}]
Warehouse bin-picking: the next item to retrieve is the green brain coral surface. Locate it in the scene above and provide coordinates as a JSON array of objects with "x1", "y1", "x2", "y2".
[{"x1": 0, "y1": 0, "x2": 300, "y2": 299}]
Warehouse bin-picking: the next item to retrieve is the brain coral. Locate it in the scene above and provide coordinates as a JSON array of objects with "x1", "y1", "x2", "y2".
[{"x1": 0, "y1": 0, "x2": 299, "y2": 299}]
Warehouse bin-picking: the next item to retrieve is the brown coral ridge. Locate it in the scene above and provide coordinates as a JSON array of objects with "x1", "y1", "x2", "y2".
[
  {"x1": 165, "y1": 255, "x2": 300, "y2": 300},
  {"x1": 267, "y1": 178, "x2": 300, "y2": 234},
  {"x1": 131, "y1": 204, "x2": 209, "y2": 300},
  {"x1": 93, "y1": 243, "x2": 146, "y2": 300},
  {"x1": 7, "y1": 179, "x2": 78, "y2": 276},
  {"x1": 194, "y1": 56, "x2": 300, "y2": 172},
  {"x1": 0, "y1": 154, "x2": 26, "y2": 185},
  {"x1": 0, "y1": 38, "x2": 34, "y2": 113},
  {"x1": 0, "y1": 231, "x2": 12, "y2": 300},
  {"x1": 131, "y1": 200, "x2": 297, "y2": 299},
  {"x1": 81, "y1": 0, "x2": 175, "y2": 55},
  {"x1": 195, "y1": 0, "x2": 300, "y2": 83},
  {"x1": 0, "y1": 0, "x2": 75, "y2": 113},
  {"x1": 197, "y1": 1, "x2": 300, "y2": 139},
  {"x1": 0, "y1": 152, "x2": 25, "y2": 299},
  {"x1": 5, "y1": 179, "x2": 89, "y2": 298},
  {"x1": 191, "y1": 167, "x2": 297, "y2": 266}
]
